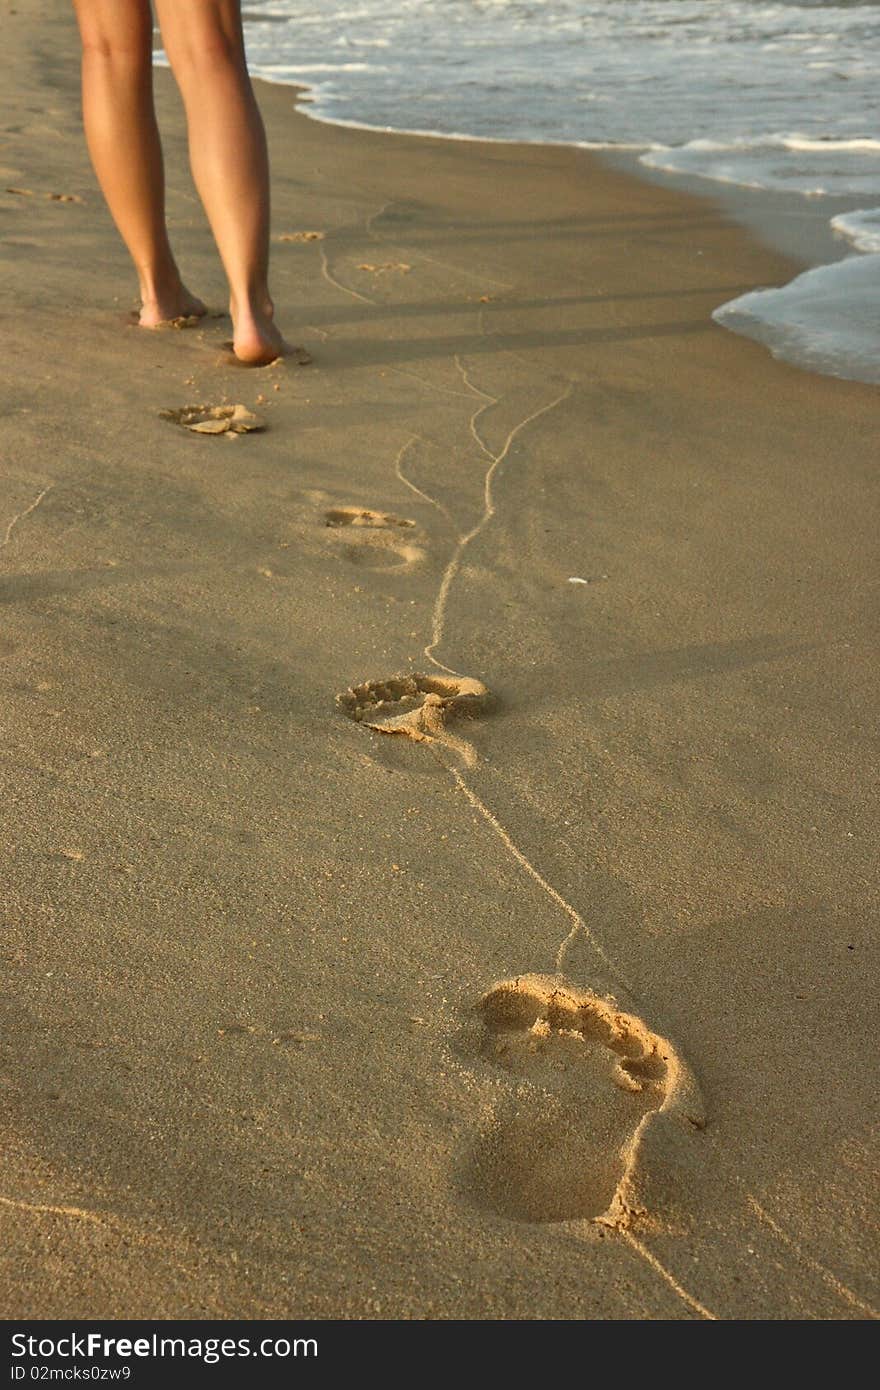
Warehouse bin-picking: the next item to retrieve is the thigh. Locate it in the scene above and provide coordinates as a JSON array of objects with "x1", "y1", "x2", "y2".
[{"x1": 72, "y1": 0, "x2": 153, "y2": 53}]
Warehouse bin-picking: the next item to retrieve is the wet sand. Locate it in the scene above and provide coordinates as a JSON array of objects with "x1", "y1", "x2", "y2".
[{"x1": 1, "y1": 0, "x2": 877, "y2": 1320}]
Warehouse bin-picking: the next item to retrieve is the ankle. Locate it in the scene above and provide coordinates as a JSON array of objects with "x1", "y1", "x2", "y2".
[
  {"x1": 138, "y1": 259, "x2": 183, "y2": 307},
  {"x1": 230, "y1": 288, "x2": 274, "y2": 324}
]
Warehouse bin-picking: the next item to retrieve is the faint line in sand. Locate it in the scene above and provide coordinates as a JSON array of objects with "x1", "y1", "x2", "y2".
[
  {"x1": 1, "y1": 484, "x2": 53, "y2": 553},
  {"x1": 385, "y1": 393, "x2": 614, "y2": 980},
  {"x1": 386, "y1": 365, "x2": 476, "y2": 401},
  {"x1": 387, "y1": 384, "x2": 607, "y2": 981},
  {"x1": 394, "y1": 435, "x2": 456, "y2": 529},
  {"x1": 318, "y1": 243, "x2": 374, "y2": 305},
  {"x1": 1, "y1": 1192, "x2": 210, "y2": 1290},
  {"x1": 447, "y1": 762, "x2": 616, "y2": 977},
  {"x1": 0, "y1": 1193, "x2": 105, "y2": 1226},
  {"x1": 748, "y1": 1197, "x2": 878, "y2": 1318},
  {"x1": 453, "y1": 351, "x2": 496, "y2": 457},
  {"x1": 453, "y1": 352, "x2": 496, "y2": 403},
  {"x1": 424, "y1": 379, "x2": 572, "y2": 675},
  {"x1": 366, "y1": 199, "x2": 513, "y2": 290},
  {"x1": 621, "y1": 1232, "x2": 718, "y2": 1320}
]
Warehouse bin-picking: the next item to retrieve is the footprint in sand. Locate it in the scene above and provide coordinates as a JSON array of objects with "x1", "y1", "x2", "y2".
[
  {"x1": 127, "y1": 309, "x2": 205, "y2": 331},
  {"x1": 159, "y1": 403, "x2": 266, "y2": 435},
  {"x1": 325, "y1": 507, "x2": 415, "y2": 530},
  {"x1": 357, "y1": 261, "x2": 411, "y2": 275},
  {"x1": 464, "y1": 974, "x2": 704, "y2": 1228},
  {"x1": 5, "y1": 187, "x2": 83, "y2": 204},
  {"x1": 218, "y1": 340, "x2": 312, "y2": 367},
  {"x1": 277, "y1": 230, "x2": 325, "y2": 243},
  {"x1": 338, "y1": 673, "x2": 490, "y2": 761},
  {"x1": 324, "y1": 506, "x2": 424, "y2": 570}
]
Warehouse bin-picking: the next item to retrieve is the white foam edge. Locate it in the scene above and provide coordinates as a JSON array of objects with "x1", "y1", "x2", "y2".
[
  {"x1": 713, "y1": 255, "x2": 880, "y2": 386},
  {"x1": 830, "y1": 207, "x2": 880, "y2": 254}
]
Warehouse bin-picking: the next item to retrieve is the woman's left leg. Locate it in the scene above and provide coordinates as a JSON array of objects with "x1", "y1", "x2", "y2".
[{"x1": 72, "y1": 0, "x2": 205, "y2": 325}]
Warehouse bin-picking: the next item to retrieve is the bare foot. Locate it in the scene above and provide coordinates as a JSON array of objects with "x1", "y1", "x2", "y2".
[
  {"x1": 139, "y1": 284, "x2": 207, "y2": 328},
  {"x1": 230, "y1": 295, "x2": 290, "y2": 365}
]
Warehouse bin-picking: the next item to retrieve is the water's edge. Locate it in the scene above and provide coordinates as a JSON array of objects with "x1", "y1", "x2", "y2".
[{"x1": 238, "y1": 69, "x2": 880, "y2": 388}]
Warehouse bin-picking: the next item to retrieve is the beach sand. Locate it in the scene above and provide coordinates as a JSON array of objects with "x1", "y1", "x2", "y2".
[{"x1": 1, "y1": 0, "x2": 877, "y2": 1320}]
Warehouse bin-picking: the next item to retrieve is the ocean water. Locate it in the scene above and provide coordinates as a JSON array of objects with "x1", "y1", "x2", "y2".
[{"x1": 219, "y1": 1, "x2": 880, "y2": 383}]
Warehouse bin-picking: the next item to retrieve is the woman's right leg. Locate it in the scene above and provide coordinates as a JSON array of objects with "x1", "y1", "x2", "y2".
[
  {"x1": 72, "y1": 0, "x2": 205, "y2": 325},
  {"x1": 153, "y1": 0, "x2": 287, "y2": 364}
]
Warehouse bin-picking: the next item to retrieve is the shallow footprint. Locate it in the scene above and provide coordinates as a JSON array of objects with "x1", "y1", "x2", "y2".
[
  {"x1": 357, "y1": 261, "x2": 411, "y2": 274},
  {"x1": 324, "y1": 507, "x2": 422, "y2": 570},
  {"x1": 5, "y1": 186, "x2": 83, "y2": 204},
  {"x1": 339, "y1": 537, "x2": 425, "y2": 570},
  {"x1": 277, "y1": 230, "x2": 325, "y2": 243},
  {"x1": 465, "y1": 974, "x2": 703, "y2": 1228},
  {"x1": 325, "y1": 507, "x2": 415, "y2": 530}
]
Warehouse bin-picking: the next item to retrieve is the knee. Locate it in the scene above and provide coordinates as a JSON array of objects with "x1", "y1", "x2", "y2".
[
  {"x1": 79, "y1": 28, "x2": 151, "y2": 69},
  {"x1": 164, "y1": 26, "x2": 244, "y2": 83}
]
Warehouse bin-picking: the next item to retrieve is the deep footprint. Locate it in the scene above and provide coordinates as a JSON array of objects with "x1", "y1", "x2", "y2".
[
  {"x1": 338, "y1": 673, "x2": 490, "y2": 749},
  {"x1": 467, "y1": 974, "x2": 703, "y2": 1228},
  {"x1": 159, "y1": 404, "x2": 266, "y2": 435},
  {"x1": 219, "y1": 341, "x2": 312, "y2": 366}
]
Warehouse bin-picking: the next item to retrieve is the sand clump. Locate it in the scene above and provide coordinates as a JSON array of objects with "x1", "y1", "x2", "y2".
[{"x1": 159, "y1": 403, "x2": 266, "y2": 435}]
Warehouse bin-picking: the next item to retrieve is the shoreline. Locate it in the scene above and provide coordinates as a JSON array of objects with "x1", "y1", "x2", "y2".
[
  {"x1": 156, "y1": 27, "x2": 877, "y2": 280},
  {"x1": 250, "y1": 70, "x2": 873, "y2": 273},
  {"x1": 2, "y1": 0, "x2": 878, "y2": 1320},
  {"x1": 241, "y1": 71, "x2": 880, "y2": 384},
  {"x1": 603, "y1": 148, "x2": 873, "y2": 271}
]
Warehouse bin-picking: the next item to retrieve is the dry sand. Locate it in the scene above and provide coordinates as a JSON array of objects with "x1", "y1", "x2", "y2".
[{"x1": 1, "y1": 0, "x2": 877, "y2": 1320}]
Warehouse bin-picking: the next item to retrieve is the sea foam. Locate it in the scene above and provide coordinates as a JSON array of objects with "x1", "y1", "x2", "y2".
[
  {"x1": 640, "y1": 135, "x2": 880, "y2": 198},
  {"x1": 713, "y1": 256, "x2": 880, "y2": 386},
  {"x1": 831, "y1": 208, "x2": 880, "y2": 255}
]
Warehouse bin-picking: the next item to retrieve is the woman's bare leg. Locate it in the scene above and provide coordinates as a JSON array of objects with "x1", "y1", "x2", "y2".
[
  {"x1": 72, "y1": 0, "x2": 205, "y2": 326},
  {"x1": 154, "y1": 0, "x2": 287, "y2": 364}
]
